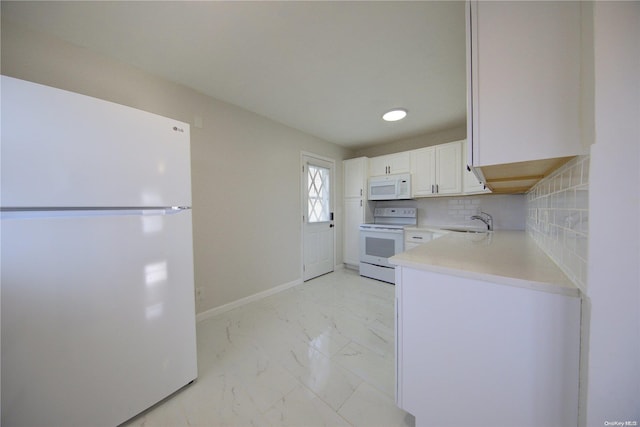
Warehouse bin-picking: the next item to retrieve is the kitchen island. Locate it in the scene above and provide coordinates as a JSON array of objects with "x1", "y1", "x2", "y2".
[{"x1": 390, "y1": 231, "x2": 581, "y2": 427}]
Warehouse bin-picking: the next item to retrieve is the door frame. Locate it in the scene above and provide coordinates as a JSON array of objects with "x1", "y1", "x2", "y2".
[{"x1": 300, "y1": 151, "x2": 336, "y2": 281}]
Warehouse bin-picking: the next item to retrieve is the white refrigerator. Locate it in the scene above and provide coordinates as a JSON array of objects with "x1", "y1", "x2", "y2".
[{"x1": 1, "y1": 76, "x2": 198, "y2": 427}]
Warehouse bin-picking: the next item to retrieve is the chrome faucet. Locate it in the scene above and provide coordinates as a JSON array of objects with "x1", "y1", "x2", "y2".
[{"x1": 471, "y1": 212, "x2": 493, "y2": 231}]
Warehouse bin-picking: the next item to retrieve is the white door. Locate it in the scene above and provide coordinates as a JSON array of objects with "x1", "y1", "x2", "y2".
[{"x1": 302, "y1": 155, "x2": 335, "y2": 281}]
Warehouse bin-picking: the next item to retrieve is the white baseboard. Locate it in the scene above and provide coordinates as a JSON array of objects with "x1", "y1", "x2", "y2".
[
  {"x1": 343, "y1": 263, "x2": 359, "y2": 271},
  {"x1": 196, "y1": 277, "x2": 303, "y2": 323}
]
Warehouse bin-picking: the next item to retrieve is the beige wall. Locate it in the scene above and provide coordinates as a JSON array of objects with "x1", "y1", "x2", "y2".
[
  {"x1": 583, "y1": 2, "x2": 640, "y2": 424},
  {"x1": 1, "y1": 19, "x2": 350, "y2": 314}
]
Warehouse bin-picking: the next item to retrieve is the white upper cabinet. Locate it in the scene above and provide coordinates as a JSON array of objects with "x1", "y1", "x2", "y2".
[
  {"x1": 411, "y1": 141, "x2": 462, "y2": 197},
  {"x1": 344, "y1": 157, "x2": 369, "y2": 199},
  {"x1": 435, "y1": 142, "x2": 462, "y2": 195},
  {"x1": 410, "y1": 147, "x2": 436, "y2": 197},
  {"x1": 369, "y1": 152, "x2": 411, "y2": 176},
  {"x1": 467, "y1": 1, "x2": 586, "y2": 168}
]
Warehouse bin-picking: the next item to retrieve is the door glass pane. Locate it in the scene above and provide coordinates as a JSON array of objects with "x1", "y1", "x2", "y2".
[{"x1": 307, "y1": 164, "x2": 330, "y2": 223}]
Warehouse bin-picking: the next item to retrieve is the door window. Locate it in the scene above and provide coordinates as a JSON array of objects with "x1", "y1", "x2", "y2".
[{"x1": 307, "y1": 164, "x2": 330, "y2": 223}]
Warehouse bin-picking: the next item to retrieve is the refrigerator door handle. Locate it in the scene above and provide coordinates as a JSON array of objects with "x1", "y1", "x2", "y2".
[
  {"x1": 164, "y1": 206, "x2": 191, "y2": 215},
  {"x1": 1, "y1": 207, "x2": 191, "y2": 219}
]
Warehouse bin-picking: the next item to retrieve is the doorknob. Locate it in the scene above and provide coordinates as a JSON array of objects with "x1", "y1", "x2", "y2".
[{"x1": 329, "y1": 224, "x2": 334, "y2": 228}]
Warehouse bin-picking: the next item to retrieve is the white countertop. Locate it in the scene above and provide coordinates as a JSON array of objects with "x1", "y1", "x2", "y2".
[
  {"x1": 404, "y1": 225, "x2": 487, "y2": 234},
  {"x1": 390, "y1": 230, "x2": 580, "y2": 297}
]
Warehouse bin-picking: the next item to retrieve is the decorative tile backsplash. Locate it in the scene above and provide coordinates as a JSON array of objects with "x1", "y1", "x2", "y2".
[
  {"x1": 376, "y1": 194, "x2": 526, "y2": 231},
  {"x1": 446, "y1": 197, "x2": 482, "y2": 223},
  {"x1": 526, "y1": 155, "x2": 590, "y2": 290}
]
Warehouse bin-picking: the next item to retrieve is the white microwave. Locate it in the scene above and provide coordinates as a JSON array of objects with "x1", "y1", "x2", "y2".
[{"x1": 368, "y1": 173, "x2": 411, "y2": 200}]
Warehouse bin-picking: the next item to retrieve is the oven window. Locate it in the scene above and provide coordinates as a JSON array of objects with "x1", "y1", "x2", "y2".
[
  {"x1": 370, "y1": 184, "x2": 396, "y2": 197},
  {"x1": 365, "y1": 237, "x2": 396, "y2": 258}
]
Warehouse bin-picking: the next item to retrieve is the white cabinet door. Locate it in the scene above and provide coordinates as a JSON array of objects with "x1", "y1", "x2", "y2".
[
  {"x1": 435, "y1": 142, "x2": 462, "y2": 195},
  {"x1": 387, "y1": 152, "x2": 411, "y2": 174},
  {"x1": 370, "y1": 152, "x2": 411, "y2": 176},
  {"x1": 343, "y1": 198, "x2": 364, "y2": 266},
  {"x1": 411, "y1": 141, "x2": 462, "y2": 197},
  {"x1": 344, "y1": 157, "x2": 368, "y2": 198},
  {"x1": 343, "y1": 157, "x2": 371, "y2": 268},
  {"x1": 467, "y1": 1, "x2": 585, "y2": 167},
  {"x1": 369, "y1": 156, "x2": 390, "y2": 177},
  {"x1": 410, "y1": 147, "x2": 436, "y2": 197}
]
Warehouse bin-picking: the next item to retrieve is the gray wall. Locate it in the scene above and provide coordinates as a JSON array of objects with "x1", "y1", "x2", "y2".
[{"x1": 1, "y1": 19, "x2": 350, "y2": 314}]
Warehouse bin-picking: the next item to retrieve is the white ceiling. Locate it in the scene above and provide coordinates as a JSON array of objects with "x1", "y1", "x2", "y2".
[{"x1": 2, "y1": 1, "x2": 467, "y2": 148}]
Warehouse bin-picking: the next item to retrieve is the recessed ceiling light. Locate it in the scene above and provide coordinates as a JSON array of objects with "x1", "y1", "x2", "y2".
[{"x1": 382, "y1": 108, "x2": 408, "y2": 122}]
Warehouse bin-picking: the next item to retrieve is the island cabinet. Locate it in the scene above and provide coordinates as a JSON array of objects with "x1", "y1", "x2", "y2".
[
  {"x1": 410, "y1": 141, "x2": 462, "y2": 197},
  {"x1": 466, "y1": 1, "x2": 587, "y2": 192},
  {"x1": 394, "y1": 269, "x2": 580, "y2": 427},
  {"x1": 391, "y1": 232, "x2": 581, "y2": 427}
]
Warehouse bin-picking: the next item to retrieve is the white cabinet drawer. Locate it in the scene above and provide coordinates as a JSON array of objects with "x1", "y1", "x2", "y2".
[
  {"x1": 405, "y1": 230, "x2": 435, "y2": 244},
  {"x1": 404, "y1": 229, "x2": 448, "y2": 250}
]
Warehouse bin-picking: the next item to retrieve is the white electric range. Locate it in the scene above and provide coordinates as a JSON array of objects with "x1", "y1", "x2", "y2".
[{"x1": 359, "y1": 207, "x2": 417, "y2": 284}]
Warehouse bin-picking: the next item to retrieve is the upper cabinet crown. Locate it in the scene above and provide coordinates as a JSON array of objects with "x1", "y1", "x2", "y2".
[{"x1": 467, "y1": 1, "x2": 588, "y2": 193}]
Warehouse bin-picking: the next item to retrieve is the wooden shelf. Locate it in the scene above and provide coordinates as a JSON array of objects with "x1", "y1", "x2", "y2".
[{"x1": 477, "y1": 156, "x2": 575, "y2": 194}]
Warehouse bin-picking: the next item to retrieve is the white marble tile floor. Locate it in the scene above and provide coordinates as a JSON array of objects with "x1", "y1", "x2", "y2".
[{"x1": 123, "y1": 268, "x2": 415, "y2": 427}]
